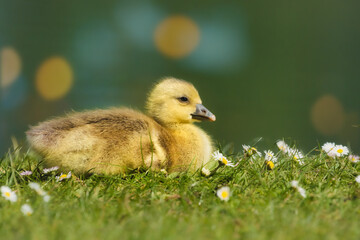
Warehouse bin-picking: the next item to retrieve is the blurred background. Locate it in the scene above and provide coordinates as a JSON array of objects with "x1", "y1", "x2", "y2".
[{"x1": 1, "y1": 0, "x2": 360, "y2": 155}]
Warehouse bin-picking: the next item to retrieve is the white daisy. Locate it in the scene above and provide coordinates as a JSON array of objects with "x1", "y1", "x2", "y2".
[
  {"x1": 216, "y1": 186, "x2": 231, "y2": 202},
  {"x1": 212, "y1": 151, "x2": 235, "y2": 167},
  {"x1": 242, "y1": 145, "x2": 249, "y2": 149},
  {"x1": 43, "y1": 166, "x2": 59, "y2": 174},
  {"x1": 43, "y1": 195, "x2": 51, "y2": 202},
  {"x1": 1, "y1": 186, "x2": 17, "y2": 202},
  {"x1": 356, "y1": 175, "x2": 360, "y2": 184},
  {"x1": 322, "y1": 143, "x2": 349, "y2": 158},
  {"x1": 212, "y1": 150, "x2": 224, "y2": 160},
  {"x1": 349, "y1": 155, "x2": 359, "y2": 163},
  {"x1": 242, "y1": 144, "x2": 251, "y2": 153},
  {"x1": 288, "y1": 148, "x2": 304, "y2": 165},
  {"x1": 28, "y1": 182, "x2": 50, "y2": 202},
  {"x1": 322, "y1": 142, "x2": 336, "y2": 154},
  {"x1": 333, "y1": 145, "x2": 349, "y2": 157},
  {"x1": 290, "y1": 180, "x2": 299, "y2": 188},
  {"x1": 290, "y1": 180, "x2": 306, "y2": 198},
  {"x1": 21, "y1": 204, "x2": 33, "y2": 216},
  {"x1": 276, "y1": 140, "x2": 289, "y2": 153},
  {"x1": 242, "y1": 145, "x2": 260, "y2": 157},
  {"x1": 55, "y1": 171, "x2": 72, "y2": 182},
  {"x1": 20, "y1": 171, "x2": 33, "y2": 176},
  {"x1": 28, "y1": 182, "x2": 46, "y2": 196},
  {"x1": 201, "y1": 167, "x2": 211, "y2": 176},
  {"x1": 264, "y1": 150, "x2": 277, "y2": 162},
  {"x1": 297, "y1": 187, "x2": 307, "y2": 198},
  {"x1": 326, "y1": 150, "x2": 337, "y2": 158}
]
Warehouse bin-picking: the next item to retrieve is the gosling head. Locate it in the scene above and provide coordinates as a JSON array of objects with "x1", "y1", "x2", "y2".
[{"x1": 146, "y1": 77, "x2": 216, "y2": 125}]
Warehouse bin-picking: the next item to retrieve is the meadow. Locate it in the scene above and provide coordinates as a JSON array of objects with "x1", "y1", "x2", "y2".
[{"x1": 0, "y1": 139, "x2": 359, "y2": 240}]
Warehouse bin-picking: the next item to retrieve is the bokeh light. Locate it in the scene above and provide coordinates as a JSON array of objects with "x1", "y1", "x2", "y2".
[
  {"x1": 115, "y1": 2, "x2": 164, "y2": 50},
  {"x1": 1, "y1": 76, "x2": 28, "y2": 110},
  {"x1": 1, "y1": 47, "x2": 22, "y2": 89},
  {"x1": 154, "y1": 15, "x2": 200, "y2": 59},
  {"x1": 185, "y1": 10, "x2": 249, "y2": 72},
  {"x1": 311, "y1": 95, "x2": 345, "y2": 136},
  {"x1": 35, "y1": 57, "x2": 73, "y2": 100},
  {"x1": 73, "y1": 23, "x2": 119, "y2": 70}
]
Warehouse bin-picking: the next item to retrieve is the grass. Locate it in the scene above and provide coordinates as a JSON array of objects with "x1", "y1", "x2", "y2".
[{"x1": 0, "y1": 141, "x2": 360, "y2": 240}]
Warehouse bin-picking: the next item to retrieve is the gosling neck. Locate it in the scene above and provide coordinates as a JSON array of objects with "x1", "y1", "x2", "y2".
[
  {"x1": 151, "y1": 117, "x2": 194, "y2": 130},
  {"x1": 148, "y1": 113, "x2": 192, "y2": 128},
  {"x1": 162, "y1": 122, "x2": 195, "y2": 130}
]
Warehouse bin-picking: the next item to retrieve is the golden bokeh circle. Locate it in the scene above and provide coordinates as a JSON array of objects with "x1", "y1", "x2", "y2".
[
  {"x1": 154, "y1": 15, "x2": 200, "y2": 59},
  {"x1": 311, "y1": 95, "x2": 345, "y2": 136},
  {"x1": 36, "y1": 57, "x2": 73, "y2": 100},
  {"x1": 1, "y1": 47, "x2": 22, "y2": 89}
]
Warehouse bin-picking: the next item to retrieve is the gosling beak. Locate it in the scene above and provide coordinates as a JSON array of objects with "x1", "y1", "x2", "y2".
[{"x1": 191, "y1": 104, "x2": 216, "y2": 122}]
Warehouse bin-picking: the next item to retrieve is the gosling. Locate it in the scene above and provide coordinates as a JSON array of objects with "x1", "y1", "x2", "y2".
[{"x1": 26, "y1": 77, "x2": 216, "y2": 174}]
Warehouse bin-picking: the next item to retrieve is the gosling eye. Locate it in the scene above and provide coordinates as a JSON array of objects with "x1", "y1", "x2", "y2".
[{"x1": 177, "y1": 96, "x2": 189, "y2": 103}]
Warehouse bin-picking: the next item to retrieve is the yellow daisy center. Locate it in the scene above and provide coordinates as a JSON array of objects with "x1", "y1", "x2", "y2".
[
  {"x1": 60, "y1": 174, "x2": 67, "y2": 179},
  {"x1": 5, "y1": 192, "x2": 10, "y2": 197},
  {"x1": 249, "y1": 147, "x2": 257, "y2": 155},
  {"x1": 337, "y1": 149, "x2": 343, "y2": 154},
  {"x1": 221, "y1": 191, "x2": 228, "y2": 199},
  {"x1": 221, "y1": 158, "x2": 228, "y2": 165},
  {"x1": 294, "y1": 156, "x2": 298, "y2": 160},
  {"x1": 267, "y1": 161, "x2": 274, "y2": 170},
  {"x1": 26, "y1": 212, "x2": 32, "y2": 216}
]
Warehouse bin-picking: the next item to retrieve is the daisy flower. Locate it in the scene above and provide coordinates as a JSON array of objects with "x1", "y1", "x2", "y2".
[
  {"x1": 349, "y1": 155, "x2": 359, "y2": 163},
  {"x1": 288, "y1": 148, "x2": 304, "y2": 165},
  {"x1": 322, "y1": 142, "x2": 349, "y2": 158},
  {"x1": 264, "y1": 150, "x2": 277, "y2": 170},
  {"x1": 21, "y1": 204, "x2": 33, "y2": 216},
  {"x1": 1, "y1": 186, "x2": 17, "y2": 202},
  {"x1": 212, "y1": 151, "x2": 235, "y2": 167},
  {"x1": 322, "y1": 142, "x2": 336, "y2": 155},
  {"x1": 290, "y1": 180, "x2": 306, "y2": 198},
  {"x1": 355, "y1": 175, "x2": 360, "y2": 184},
  {"x1": 29, "y1": 182, "x2": 46, "y2": 196},
  {"x1": 264, "y1": 150, "x2": 277, "y2": 162},
  {"x1": 216, "y1": 186, "x2": 231, "y2": 202},
  {"x1": 297, "y1": 187, "x2": 307, "y2": 198},
  {"x1": 43, "y1": 195, "x2": 51, "y2": 202},
  {"x1": 242, "y1": 145, "x2": 261, "y2": 157},
  {"x1": 201, "y1": 167, "x2": 211, "y2": 176},
  {"x1": 28, "y1": 182, "x2": 51, "y2": 202},
  {"x1": 56, "y1": 171, "x2": 72, "y2": 182},
  {"x1": 276, "y1": 140, "x2": 289, "y2": 153},
  {"x1": 43, "y1": 166, "x2": 59, "y2": 174},
  {"x1": 20, "y1": 171, "x2": 33, "y2": 176},
  {"x1": 290, "y1": 180, "x2": 299, "y2": 188},
  {"x1": 333, "y1": 145, "x2": 349, "y2": 157},
  {"x1": 212, "y1": 150, "x2": 224, "y2": 161}
]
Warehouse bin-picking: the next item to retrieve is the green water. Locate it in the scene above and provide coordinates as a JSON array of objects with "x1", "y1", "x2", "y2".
[{"x1": 1, "y1": 0, "x2": 359, "y2": 154}]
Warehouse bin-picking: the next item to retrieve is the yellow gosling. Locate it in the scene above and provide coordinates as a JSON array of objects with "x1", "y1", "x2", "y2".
[{"x1": 27, "y1": 77, "x2": 216, "y2": 174}]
